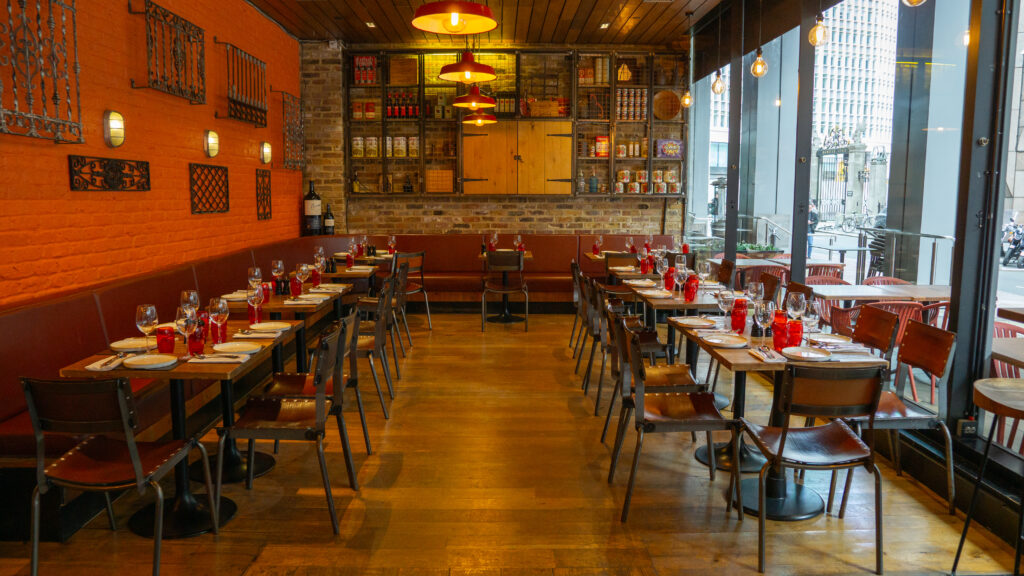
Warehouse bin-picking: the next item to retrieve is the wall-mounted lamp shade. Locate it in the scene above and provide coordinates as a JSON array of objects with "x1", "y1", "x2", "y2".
[
  {"x1": 204, "y1": 130, "x2": 220, "y2": 158},
  {"x1": 750, "y1": 48, "x2": 767, "y2": 78},
  {"x1": 681, "y1": 91, "x2": 693, "y2": 109},
  {"x1": 411, "y1": 1, "x2": 497, "y2": 35},
  {"x1": 711, "y1": 70, "x2": 725, "y2": 95},
  {"x1": 453, "y1": 85, "x2": 496, "y2": 110},
  {"x1": 808, "y1": 13, "x2": 829, "y2": 47},
  {"x1": 901, "y1": 0, "x2": 927, "y2": 6},
  {"x1": 260, "y1": 141, "x2": 272, "y2": 164},
  {"x1": 439, "y1": 52, "x2": 497, "y2": 83},
  {"x1": 462, "y1": 112, "x2": 497, "y2": 126},
  {"x1": 103, "y1": 110, "x2": 125, "y2": 148}
]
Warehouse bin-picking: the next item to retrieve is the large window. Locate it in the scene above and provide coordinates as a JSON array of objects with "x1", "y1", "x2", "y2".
[{"x1": 686, "y1": 65, "x2": 731, "y2": 257}]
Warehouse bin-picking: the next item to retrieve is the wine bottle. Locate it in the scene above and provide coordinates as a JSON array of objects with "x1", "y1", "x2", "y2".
[
  {"x1": 324, "y1": 204, "x2": 335, "y2": 235},
  {"x1": 303, "y1": 181, "x2": 323, "y2": 236}
]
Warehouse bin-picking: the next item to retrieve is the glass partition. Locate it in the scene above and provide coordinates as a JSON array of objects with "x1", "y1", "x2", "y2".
[{"x1": 686, "y1": 64, "x2": 730, "y2": 261}]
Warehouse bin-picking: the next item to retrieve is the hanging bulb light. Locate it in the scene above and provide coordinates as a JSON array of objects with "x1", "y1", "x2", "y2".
[
  {"x1": 681, "y1": 90, "x2": 693, "y2": 108},
  {"x1": 438, "y1": 51, "x2": 496, "y2": 83},
  {"x1": 454, "y1": 85, "x2": 496, "y2": 110},
  {"x1": 711, "y1": 70, "x2": 726, "y2": 95},
  {"x1": 411, "y1": 1, "x2": 498, "y2": 35},
  {"x1": 751, "y1": 48, "x2": 768, "y2": 78},
  {"x1": 962, "y1": 30, "x2": 970, "y2": 47},
  {"x1": 462, "y1": 111, "x2": 497, "y2": 126},
  {"x1": 901, "y1": 0, "x2": 928, "y2": 6},
  {"x1": 680, "y1": 11, "x2": 694, "y2": 110},
  {"x1": 808, "y1": 13, "x2": 829, "y2": 47}
]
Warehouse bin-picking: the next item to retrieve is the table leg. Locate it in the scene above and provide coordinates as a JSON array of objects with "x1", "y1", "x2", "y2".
[
  {"x1": 129, "y1": 379, "x2": 236, "y2": 539},
  {"x1": 295, "y1": 317, "x2": 307, "y2": 372},
  {"x1": 190, "y1": 379, "x2": 275, "y2": 484},
  {"x1": 737, "y1": 371, "x2": 824, "y2": 521},
  {"x1": 667, "y1": 324, "x2": 676, "y2": 364},
  {"x1": 694, "y1": 371, "x2": 767, "y2": 473},
  {"x1": 487, "y1": 270, "x2": 524, "y2": 323}
]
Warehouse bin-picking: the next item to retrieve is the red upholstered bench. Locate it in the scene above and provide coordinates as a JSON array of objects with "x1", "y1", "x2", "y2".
[{"x1": 578, "y1": 234, "x2": 676, "y2": 278}]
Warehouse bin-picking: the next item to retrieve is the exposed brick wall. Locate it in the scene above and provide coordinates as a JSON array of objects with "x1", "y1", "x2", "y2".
[
  {"x1": 300, "y1": 41, "x2": 685, "y2": 238},
  {"x1": 0, "y1": 0, "x2": 301, "y2": 310}
]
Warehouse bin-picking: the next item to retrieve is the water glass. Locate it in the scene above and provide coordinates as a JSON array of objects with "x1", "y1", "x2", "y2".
[
  {"x1": 180, "y1": 290, "x2": 199, "y2": 314},
  {"x1": 296, "y1": 263, "x2": 311, "y2": 284},
  {"x1": 174, "y1": 306, "x2": 197, "y2": 356},
  {"x1": 248, "y1": 267, "x2": 262, "y2": 289},
  {"x1": 135, "y1": 304, "x2": 158, "y2": 352},
  {"x1": 786, "y1": 292, "x2": 807, "y2": 320},
  {"x1": 697, "y1": 261, "x2": 711, "y2": 285},
  {"x1": 754, "y1": 300, "x2": 776, "y2": 334},
  {"x1": 625, "y1": 236, "x2": 634, "y2": 253},
  {"x1": 247, "y1": 285, "x2": 265, "y2": 325},
  {"x1": 208, "y1": 298, "x2": 229, "y2": 344},
  {"x1": 271, "y1": 260, "x2": 285, "y2": 278},
  {"x1": 156, "y1": 326, "x2": 176, "y2": 353},
  {"x1": 716, "y1": 290, "x2": 735, "y2": 330},
  {"x1": 655, "y1": 257, "x2": 668, "y2": 276},
  {"x1": 802, "y1": 305, "x2": 820, "y2": 333},
  {"x1": 746, "y1": 281, "x2": 764, "y2": 303}
]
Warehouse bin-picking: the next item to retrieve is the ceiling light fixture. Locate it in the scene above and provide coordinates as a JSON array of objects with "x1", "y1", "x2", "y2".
[
  {"x1": 600, "y1": 22, "x2": 610, "y2": 29},
  {"x1": 750, "y1": 0, "x2": 767, "y2": 78},
  {"x1": 439, "y1": 51, "x2": 496, "y2": 83},
  {"x1": 453, "y1": 85, "x2": 496, "y2": 110},
  {"x1": 681, "y1": 11, "x2": 693, "y2": 109},
  {"x1": 462, "y1": 111, "x2": 497, "y2": 126},
  {"x1": 712, "y1": 13, "x2": 725, "y2": 95},
  {"x1": 412, "y1": 1, "x2": 497, "y2": 35},
  {"x1": 901, "y1": 0, "x2": 928, "y2": 6},
  {"x1": 365, "y1": 21, "x2": 376, "y2": 28}
]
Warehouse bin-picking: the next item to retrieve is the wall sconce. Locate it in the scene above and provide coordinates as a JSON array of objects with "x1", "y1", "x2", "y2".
[
  {"x1": 204, "y1": 130, "x2": 219, "y2": 158},
  {"x1": 103, "y1": 110, "x2": 125, "y2": 148},
  {"x1": 259, "y1": 141, "x2": 272, "y2": 164}
]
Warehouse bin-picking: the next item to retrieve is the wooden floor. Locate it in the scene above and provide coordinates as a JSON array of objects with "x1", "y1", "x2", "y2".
[{"x1": 0, "y1": 313, "x2": 1018, "y2": 575}]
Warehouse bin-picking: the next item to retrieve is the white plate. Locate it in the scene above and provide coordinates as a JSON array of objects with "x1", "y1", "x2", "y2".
[
  {"x1": 110, "y1": 337, "x2": 157, "y2": 352},
  {"x1": 808, "y1": 333, "x2": 852, "y2": 345},
  {"x1": 123, "y1": 354, "x2": 178, "y2": 370},
  {"x1": 781, "y1": 346, "x2": 832, "y2": 362},
  {"x1": 637, "y1": 289, "x2": 673, "y2": 298},
  {"x1": 155, "y1": 322, "x2": 176, "y2": 329},
  {"x1": 298, "y1": 293, "x2": 330, "y2": 300},
  {"x1": 213, "y1": 342, "x2": 262, "y2": 354},
  {"x1": 672, "y1": 317, "x2": 717, "y2": 328},
  {"x1": 222, "y1": 292, "x2": 248, "y2": 301},
  {"x1": 249, "y1": 321, "x2": 291, "y2": 332},
  {"x1": 609, "y1": 266, "x2": 637, "y2": 272},
  {"x1": 701, "y1": 334, "x2": 748, "y2": 348},
  {"x1": 624, "y1": 279, "x2": 656, "y2": 287}
]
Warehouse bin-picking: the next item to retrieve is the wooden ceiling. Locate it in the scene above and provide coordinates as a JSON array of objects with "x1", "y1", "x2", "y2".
[{"x1": 246, "y1": 0, "x2": 723, "y2": 48}]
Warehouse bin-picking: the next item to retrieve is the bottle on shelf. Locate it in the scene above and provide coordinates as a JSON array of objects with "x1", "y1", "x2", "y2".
[
  {"x1": 324, "y1": 204, "x2": 335, "y2": 235},
  {"x1": 351, "y1": 173, "x2": 361, "y2": 194},
  {"x1": 303, "y1": 181, "x2": 323, "y2": 236}
]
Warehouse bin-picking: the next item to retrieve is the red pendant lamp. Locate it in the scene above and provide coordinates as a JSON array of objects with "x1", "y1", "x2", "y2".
[
  {"x1": 412, "y1": 1, "x2": 497, "y2": 35},
  {"x1": 453, "y1": 85, "x2": 496, "y2": 111},
  {"x1": 462, "y1": 111, "x2": 497, "y2": 126},
  {"x1": 439, "y1": 51, "x2": 496, "y2": 83}
]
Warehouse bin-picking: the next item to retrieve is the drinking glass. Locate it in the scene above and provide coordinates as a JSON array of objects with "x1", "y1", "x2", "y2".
[
  {"x1": 208, "y1": 298, "x2": 229, "y2": 344},
  {"x1": 180, "y1": 290, "x2": 199, "y2": 313},
  {"x1": 655, "y1": 257, "x2": 668, "y2": 276},
  {"x1": 271, "y1": 260, "x2": 285, "y2": 278},
  {"x1": 388, "y1": 235, "x2": 397, "y2": 253},
  {"x1": 716, "y1": 291, "x2": 735, "y2": 330},
  {"x1": 596, "y1": 235, "x2": 604, "y2": 250},
  {"x1": 802, "y1": 301, "x2": 820, "y2": 333},
  {"x1": 754, "y1": 300, "x2": 776, "y2": 335},
  {"x1": 514, "y1": 234, "x2": 522, "y2": 248},
  {"x1": 174, "y1": 306, "x2": 197, "y2": 357},
  {"x1": 697, "y1": 261, "x2": 711, "y2": 284},
  {"x1": 674, "y1": 268, "x2": 687, "y2": 296},
  {"x1": 247, "y1": 284, "x2": 265, "y2": 325},
  {"x1": 490, "y1": 231, "x2": 499, "y2": 247},
  {"x1": 248, "y1": 267, "x2": 262, "y2": 289},
  {"x1": 314, "y1": 254, "x2": 326, "y2": 273},
  {"x1": 786, "y1": 292, "x2": 807, "y2": 320},
  {"x1": 296, "y1": 263, "x2": 311, "y2": 284},
  {"x1": 315, "y1": 246, "x2": 326, "y2": 259},
  {"x1": 135, "y1": 304, "x2": 158, "y2": 353},
  {"x1": 625, "y1": 236, "x2": 633, "y2": 252},
  {"x1": 746, "y1": 281, "x2": 764, "y2": 303}
]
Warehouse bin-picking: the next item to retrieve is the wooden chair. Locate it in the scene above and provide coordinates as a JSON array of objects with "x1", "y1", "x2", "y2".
[
  {"x1": 864, "y1": 275, "x2": 910, "y2": 286},
  {"x1": 846, "y1": 319, "x2": 957, "y2": 515},
  {"x1": 989, "y1": 322, "x2": 1024, "y2": 454},
  {"x1": 569, "y1": 260, "x2": 584, "y2": 349},
  {"x1": 716, "y1": 259, "x2": 736, "y2": 289},
  {"x1": 358, "y1": 262, "x2": 408, "y2": 381},
  {"x1": 866, "y1": 301, "x2": 924, "y2": 399},
  {"x1": 807, "y1": 263, "x2": 844, "y2": 278},
  {"x1": 216, "y1": 321, "x2": 350, "y2": 534},
  {"x1": 482, "y1": 250, "x2": 528, "y2": 331},
  {"x1": 759, "y1": 272, "x2": 781, "y2": 306},
  {"x1": 741, "y1": 265, "x2": 785, "y2": 292},
  {"x1": 392, "y1": 250, "x2": 432, "y2": 330},
  {"x1": 22, "y1": 377, "x2": 219, "y2": 576},
  {"x1": 616, "y1": 331, "x2": 742, "y2": 522},
  {"x1": 738, "y1": 364, "x2": 886, "y2": 574},
  {"x1": 829, "y1": 305, "x2": 861, "y2": 337},
  {"x1": 358, "y1": 276, "x2": 397, "y2": 419}
]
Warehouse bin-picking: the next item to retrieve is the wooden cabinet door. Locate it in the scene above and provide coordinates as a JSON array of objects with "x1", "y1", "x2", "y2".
[
  {"x1": 462, "y1": 123, "x2": 514, "y2": 195},
  {"x1": 516, "y1": 121, "x2": 572, "y2": 195}
]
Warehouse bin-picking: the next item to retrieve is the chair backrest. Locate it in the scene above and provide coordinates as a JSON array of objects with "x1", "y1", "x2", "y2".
[
  {"x1": 392, "y1": 262, "x2": 410, "y2": 308},
  {"x1": 393, "y1": 251, "x2": 424, "y2": 277},
  {"x1": 807, "y1": 263, "x2": 844, "y2": 278},
  {"x1": 772, "y1": 364, "x2": 884, "y2": 464},
  {"x1": 310, "y1": 321, "x2": 344, "y2": 431},
  {"x1": 805, "y1": 275, "x2": 849, "y2": 286},
  {"x1": 994, "y1": 321, "x2": 1024, "y2": 339},
  {"x1": 486, "y1": 250, "x2": 524, "y2": 273},
  {"x1": 716, "y1": 259, "x2": 735, "y2": 288},
  {"x1": 668, "y1": 252, "x2": 695, "y2": 270},
  {"x1": 21, "y1": 377, "x2": 145, "y2": 491},
  {"x1": 332, "y1": 309, "x2": 358, "y2": 407},
  {"x1": 627, "y1": 331, "x2": 701, "y2": 427},
  {"x1": 864, "y1": 275, "x2": 910, "y2": 286},
  {"x1": 742, "y1": 265, "x2": 780, "y2": 288},
  {"x1": 605, "y1": 252, "x2": 640, "y2": 273},
  {"x1": 922, "y1": 301, "x2": 949, "y2": 330},
  {"x1": 866, "y1": 301, "x2": 923, "y2": 344},
  {"x1": 852, "y1": 304, "x2": 898, "y2": 359},
  {"x1": 783, "y1": 281, "x2": 814, "y2": 304},
  {"x1": 991, "y1": 323, "x2": 1024, "y2": 452},
  {"x1": 830, "y1": 305, "x2": 861, "y2": 338},
  {"x1": 759, "y1": 272, "x2": 781, "y2": 305},
  {"x1": 894, "y1": 320, "x2": 956, "y2": 399},
  {"x1": 372, "y1": 276, "x2": 395, "y2": 340},
  {"x1": 346, "y1": 309, "x2": 362, "y2": 388}
]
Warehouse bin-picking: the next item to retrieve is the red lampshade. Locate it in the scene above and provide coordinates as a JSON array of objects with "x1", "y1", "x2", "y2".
[
  {"x1": 412, "y1": 1, "x2": 497, "y2": 35},
  {"x1": 439, "y1": 52, "x2": 496, "y2": 83},
  {"x1": 462, "y1": 111, "x2": 497, "y2": 126},
  {"x1": 453, "y1": 85, "x2": 496, "y2": 110}
]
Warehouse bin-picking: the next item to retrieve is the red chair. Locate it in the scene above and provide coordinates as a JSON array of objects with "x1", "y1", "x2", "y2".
[
  {"x1": 804, "y1": 276, "x2": 848, "y2": 327},
  {"x1": 741, "y1": 265, "x2": 788, "y2": 293},
  {"x1": 829, "y1": 305, "x2": 861, "y2": 337},
  {"x1": 805, "y1": 275, "x2": 848, "y2": 286},
  {"x1": 923, "y1": 301, "x2": 949, "y2": 330},
  {"x1": 807, "y1": 263, "x2": 844, "y2": 278},
  {"x1": 770, "y1": 253, "x2": 791, "y2": 260},
  {"x1": 990, "y1": 322, "x2": 1024, "y2": 454},
  {"x1": 865, "y1": 276, "x2": 910, "y2": 286},
  {"x1": 866, "y1": 301, "x2": 925, "y2": 401}
]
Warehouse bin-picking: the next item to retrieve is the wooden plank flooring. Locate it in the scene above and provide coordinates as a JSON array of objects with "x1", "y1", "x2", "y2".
[{"x1": 0, "y1": 313, "x2": 1017, "y2": 575}]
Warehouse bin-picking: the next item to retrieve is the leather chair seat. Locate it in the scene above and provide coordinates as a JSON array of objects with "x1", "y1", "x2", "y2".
[
  {"x1": 235, "y1": 398, "x2": 319, "y2": 432},
  {"x1": 405, "y1": 281, "x2": 424, "y2": 294},
  {"x1": 596, "y1": 281, "x2": 634, "y2": 296},
  {"x1": 643, "y1": 392, "x2": 724, "y2": 423},
  {"x1": 742, "y1": 419, "x2": 871, "y2": 467},
  {"x1": 46, "y1": 436, "x2": 187, "y2": 487},
  {"x1": 847, "y1": 390, "x2": 935, "y2": 425},
  {"x1": 645, "y1": 365, "x2": 695, "y2": 388},
  {"x1": 263, "y1": 373, "x2": 325, "y2": 397},
  {"x1": 484, "y1": 279, "x2": 527, "y2": 292}
]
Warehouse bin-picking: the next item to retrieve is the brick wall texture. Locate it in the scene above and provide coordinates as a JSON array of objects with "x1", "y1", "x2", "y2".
[
  {"x1": 0, "y1": 0, "x2": 302, "y2": 310},
  {"x1": 300, "y1": 41, "x2": 685, "y2": 238}
]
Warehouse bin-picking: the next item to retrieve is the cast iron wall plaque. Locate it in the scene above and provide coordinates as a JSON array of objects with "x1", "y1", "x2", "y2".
[
  {"x1": 68, "y1": 155, "x2": 151, "y2": 191},
  {"x1": 190, "y1": 163, "x2": 229, "y2": 214}
]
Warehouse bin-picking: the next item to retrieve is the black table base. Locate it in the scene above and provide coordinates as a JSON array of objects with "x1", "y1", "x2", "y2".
[
  {"x1": 739, "y1": 473, "x2": 825, "y2": 521},
  {"x1": 695, "y1": 441, "x2": 767, "y2": 473},
  {"x1": 128, "y1": 493, "x2": 237, "y2": 539}
]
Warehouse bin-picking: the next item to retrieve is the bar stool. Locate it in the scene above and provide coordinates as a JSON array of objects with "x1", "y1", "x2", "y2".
[{"x1": 952, "y1": 378, "x2": 1024, "y2": 575}]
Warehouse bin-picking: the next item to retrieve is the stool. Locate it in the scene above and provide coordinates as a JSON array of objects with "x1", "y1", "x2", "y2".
[{"x1": 952, "y1": 378, "x2": 1024, "y2": 575}]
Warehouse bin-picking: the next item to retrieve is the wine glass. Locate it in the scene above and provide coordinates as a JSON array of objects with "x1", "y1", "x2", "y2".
[
  {"x1": 208, "y1": 297, "x2": 229, "y2": 340},
  {"x1": 716, "y1": 290, "x2": 735, "y2": 330},
  {"x1": 272, "y1": 260, "x2": 285, "y2": 278},
  {"x1": 180, "y1": 290, "x2": 199, "y2": 313},
  {"x1": 786, "y1": 292, "x2": 807, "y2": 320},
  {"x1": 596, "y1": 235, "x2": 604, "y2": 251},
  {"x1": 315, "y1": 245, "x2": 326, "y2": 259},
  {"x1": 514, "y1": 233, "x2": 522, "y2": 248},
  {"x1": 697, "y1": 261, "x2": 711, "y2": 290},
  {"x1": 174, "y1": 306, "x2": 197, "y2": 358},
  {"x1": 625, "y1": 236, "x2": 633, "y2": 252},
  {"x1": 135, "y1": 304, "x2": 158, "y2": 353},
  {"x1": 655, "y1": 257, "x2": 668, "y2": 276},
  {"x1": 674, "y1": 267, "x2": 687, "y2": 296},
  {"x1": 247, "y1": 284, "x2": 265, "y2": 308},
  {"x1": 746, "y1": 281, "x2": 764, "y2": 303},
  {"x1": 314, "y1": 253, "x2": 326, "y2": 274},
  {"x1": 490, "y1": 231, "x2": 499, "y2": 247},
  {"x1": 802, "y1": 304, "x2": 820, "y2": 335},
  {"x1": 646, "y1": 233, "x2": 654, "y2": 247},
  {"x1": 296, "y1": 264, "x2": 311, "y2": 290},
  {"x1": 248, "y1": 267, "x2": 262, "y2": 289},
  {"x1": 754, "y1": 300, "x2": 776, "y2": 335},
  {"x1": 388, "y1": 235, "x2": 396, "y2": 251}
]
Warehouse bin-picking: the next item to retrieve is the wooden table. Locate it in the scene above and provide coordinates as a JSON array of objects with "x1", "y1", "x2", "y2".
[
  {"x1": 60, "y1": 320, "x2": 300, "y2": 539},
  {"x1": 998, "y1": 308, "x2": 1024, "y2": 324},
  {"x1": 609, "y1": 267, "x2": 661, "y2": 281},
  {"x1": 480, "y1": 251, "x2": 533, "y2": 323},
  {"x1": 811, "y1": 284, "x2": 950, "y2": 304},
  {"x1": 669, "y1": 321, "x2": 886, "y2": 521},
  {"x1": 629, "y1": 286, "x2": 725, "y2": 362},
  {"x1": 226, "y1": 291, "x2": 345, "y2": 371},
  {"x1": 321, "y1": 266, "x2": 379, "y2": 289},
  {"x1": 992, "y1": 338, "x2": 1024, "y2": 370}
]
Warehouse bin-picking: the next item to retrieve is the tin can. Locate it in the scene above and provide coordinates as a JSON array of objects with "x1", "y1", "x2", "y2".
[
  {"x1": 408, "y1": 136, "x2": 419, "y2": 158},
  {"x1": 655, "y1": 182, "x2": 668, "y2": 194},
  {"x1": 617, "y1": 170, "x2": 630, "y2": 182},
  {"x1": 665, "y1": 170, "x2": 678, "y2": 183},
  {"x1": 351, "y1": 137, "x2": 364, "y2": 158},
  {"x1": 352, "y1": 101, "x2": 363, "y2": 120},
  {"x1": 365, "y1": 137, "x2": 378, "y2": 157},
  {"x1": 628, "y1": 182, "x2": 640, "y2": 194},
  {"x1": 394, "y1": 136, "x2": 406, "y2": 158},
  {"x1": 652, "y1": 170, "x2": 663, "y2": 182},
  {"x1": 385, "y1": 136, "x2": 393, "y2": 157},
  {"x1": 635, "y1": 170, "x2": 648, "y2": 183},
  {"x1": 614, "y1": 182, "x2": 625, "y2": 194},
  {"x1": 364, "y1": 102, "x2": 376, "y2": 120}
]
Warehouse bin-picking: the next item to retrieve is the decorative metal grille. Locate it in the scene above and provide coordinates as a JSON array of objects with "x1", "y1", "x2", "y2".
[
  {"x1": 0, "y1": 0, "x2": 83, "y2": 143},
  {"x1": 189, "y1": 163, "x2": 228, "y2": 214},
  {"x1": 68, "y1": 155, "x2": 150, "y2": 191},
  {"x1": 216, "y1": 39, "x2": 266, "y2": 127},
  {"x1": 281, "y1": 91, "x2": 304, "y2": 170},
  {"x1": 256, "y1": 168, "x2": 271, "y2": 220},
  {"x1": 129, "y1": 0, "x2": 205, "y2": 104}
]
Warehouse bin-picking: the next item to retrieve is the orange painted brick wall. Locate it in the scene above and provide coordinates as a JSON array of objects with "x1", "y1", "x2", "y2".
[{"x1": 0, "y1": 0, "x2": 301, "y2": 310}]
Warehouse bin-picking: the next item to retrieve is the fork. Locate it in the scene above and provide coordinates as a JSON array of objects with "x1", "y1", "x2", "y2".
[{"x1": 100, "y1": 352, "x2": 128, "y2": 367}]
